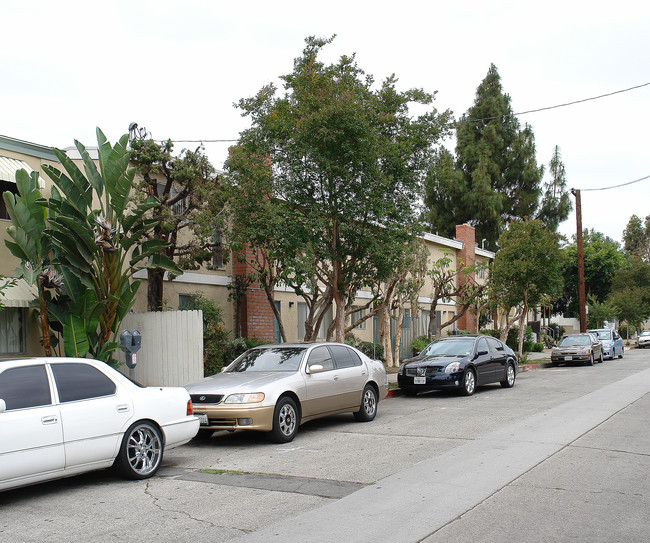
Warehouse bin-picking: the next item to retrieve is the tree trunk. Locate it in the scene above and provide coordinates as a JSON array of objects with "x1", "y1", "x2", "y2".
[
  {"x1": 147, "y1": 268, "x2": 165, "y2": 312},
  {"x1": 37, "y1": 281, "x2": 52, "y2": 357}
]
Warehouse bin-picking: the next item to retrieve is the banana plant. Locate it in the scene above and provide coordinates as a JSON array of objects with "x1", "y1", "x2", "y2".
[{"x1": 40, "y1": 128, "x2": 180, "y2": 363}]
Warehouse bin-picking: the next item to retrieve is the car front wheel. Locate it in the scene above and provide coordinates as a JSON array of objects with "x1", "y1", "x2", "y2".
[
  {"x1": 354, "y1": 385, "x2": 378, "y2": 422},
  {"x1": 115, "y1": 421, "x2": 163, "y2": 479},
  {"x1": 269, "y1": 396, "x2": 299, "y2": 443},
  {"x1": 587, "y1": 353, "x2": 594, "y2": 366},
  {"x1": 461, "y1": 369, "x2": 476, "y2": 396},
  {"x1": 500, "y1": 363, "x2": 516, "y2": 388}
]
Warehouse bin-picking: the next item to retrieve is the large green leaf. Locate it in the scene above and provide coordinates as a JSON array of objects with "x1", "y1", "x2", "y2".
[{"x1": 63, "y1": 314, "x2": 90, "y2": 358}]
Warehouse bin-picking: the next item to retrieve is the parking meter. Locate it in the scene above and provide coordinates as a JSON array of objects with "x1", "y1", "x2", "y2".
[{"x1": 120, "y1": 329, "x2": 142, "y2": 369}]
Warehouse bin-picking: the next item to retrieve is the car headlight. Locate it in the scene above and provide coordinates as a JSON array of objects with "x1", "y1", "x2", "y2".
[
  {"x1": 444, "y1": 362, "x2": 462, "y2": 374},
  {"x1": 224, "y1": 393, "x2": 265, "y2": 404},
  {"x1": 398, "y1": 364, "x2": 405, "y2": 375}
]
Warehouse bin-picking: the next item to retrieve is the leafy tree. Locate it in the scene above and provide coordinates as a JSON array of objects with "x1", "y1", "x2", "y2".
[
  {"x1": 228, "y1": 35, "x2": 453, "y2": 342},
  {"x1": 490, "y1": 220, "x2": 563, "y2": 355},
  {"x1": 426, "y1": 64, "x2": 544, "y2": 247},
  {"x1": 586, "y1": 294, "x2": 619, "y2": 328},
  {"x1": 622, "y1": 214, "x2": 650, "y2": 262},
  {"x1": 129, "y1": 138, "x2": 228, "y2": 311},
  {"x1": 607, "y1": 257, "x2": 650, "y2": 330},
  {"x1": 555, "y1": 230, "x2": 627, "y2": 317},
  {"x1": 536, "y1": 146, "x2": 572, "y2": 231}
]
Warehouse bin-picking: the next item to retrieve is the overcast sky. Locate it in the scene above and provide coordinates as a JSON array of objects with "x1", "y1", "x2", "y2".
[{"x1": 3, "y1": 0, "x2": 648, "y2": 246}]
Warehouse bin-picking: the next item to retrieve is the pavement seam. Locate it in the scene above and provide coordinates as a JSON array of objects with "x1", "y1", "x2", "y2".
[{"x1": 143, "y1": 479, "x2": 220, "y2": 529}]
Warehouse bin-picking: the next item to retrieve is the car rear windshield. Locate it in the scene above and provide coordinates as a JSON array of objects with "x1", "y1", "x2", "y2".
[
  {"x1": 589, "y1": 330, "x2": 611, "y2": 340},
  {"x1": 560, "y1": 335, "x2": 591, "y2": 346},
  {"x1": 421, "y1": 339, "x2": 475, "y2": 356},
  {"x1": 227, "y1": 348, "x2": 305, "y2": 372}
]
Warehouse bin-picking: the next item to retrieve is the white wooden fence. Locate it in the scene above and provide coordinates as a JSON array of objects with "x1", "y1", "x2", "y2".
[{"x1": 116, "y1": 310, "x2": 203, "y2": 387}]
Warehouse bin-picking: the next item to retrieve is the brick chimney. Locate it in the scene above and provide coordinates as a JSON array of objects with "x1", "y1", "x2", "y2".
[
  {"x1": 455, "y1": 224, "x2": 476, "y2": 333},
  {"x1": 231, "y1": 243, "x2": 276, "y2": 343}
]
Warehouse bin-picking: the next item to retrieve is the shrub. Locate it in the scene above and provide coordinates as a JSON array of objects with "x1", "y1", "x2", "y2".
[
  {"x1": 532, "y1": 342, "x2": 544, "y2": 352},
  {"x1": 479, "y1": 329, "x2": 500, "y2": 339},
  {"x1": 410, "y1": 335, "x2": 430, "y2": 356},
  {"x1": 619, "y1": 324, "x2": 635, "y2": 339},
  {"x1": 356, "y1": 341, "x2": 384, "y2": 362}
]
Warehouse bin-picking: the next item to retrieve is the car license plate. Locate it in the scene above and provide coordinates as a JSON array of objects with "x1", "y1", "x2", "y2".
[
  {"x1": 564, "y1": 356, "x2": 572, "y2": 361},
  {"x1": 414, "y1": 376, "x2": 426, "y2": 385},
  {"x1": 198, "y1": 413, "x2": 209, "y2": 425}
]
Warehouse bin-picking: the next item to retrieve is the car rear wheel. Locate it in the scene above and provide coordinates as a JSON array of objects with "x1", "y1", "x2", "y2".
[
  {"x1": 115, "y1": 421, "x2": 163, "y2": 480},
  {"x1": 619, "y1": 348, "x2": 624, "y2": 359},
  {"x1": 461, "y1": 369, "x2": 476, "y2": 396},
  {"x1": 269, "y1": 396, "x2": 299, "y2": 443},
  {"x1": 354, "y1": 385, "x2": 378, "y2": 422},
  {"x1": 500, "y1": 363, "x2": 516, "y2": 388}
]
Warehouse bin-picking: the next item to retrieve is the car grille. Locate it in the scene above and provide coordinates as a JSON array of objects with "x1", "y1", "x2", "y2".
[
  {"x1": 405, "y1": 366, "x2": 442, "y2": 377},
  {"x1": 190, "y1": 394, "x2": 224, "y2": 404}
]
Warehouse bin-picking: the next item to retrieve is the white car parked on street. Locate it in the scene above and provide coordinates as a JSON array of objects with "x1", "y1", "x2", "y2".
[{"x1": 0, "y1": 357, "x2": 199, "y2": 492}]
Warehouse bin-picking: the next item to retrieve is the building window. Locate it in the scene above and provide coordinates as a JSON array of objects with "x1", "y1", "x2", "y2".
[
  {"x1": 0, "y1": 181, "x2": 19, "y2": 220},
  {"x1": 0, "y1": 308, "x2": 26, "y2": 355},
  {"x1": 351, "y1": 307, "x2": 367, "y2": 330},
  {"x1": 212, "y1": 230, "x2": 225, "y2": 269},
  {"x1": 178, "y1": 294, "x2": 195, "y2": 310}
]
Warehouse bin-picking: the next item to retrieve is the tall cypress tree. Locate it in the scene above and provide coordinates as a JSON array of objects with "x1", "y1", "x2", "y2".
[{"x1": 426, "y1": 64, "x2": 544, "y2": 248}]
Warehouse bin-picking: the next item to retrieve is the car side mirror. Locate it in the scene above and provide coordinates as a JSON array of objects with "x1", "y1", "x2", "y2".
[
  {"x1": 0, "y1": 399, "x2": 6, "y2": 413},
  {"x1": 307, "y1": 364, "x2": 324, "y2": 374},
  {"x1": 475, "y1": 350, "x2": 489, "y2": 358}
]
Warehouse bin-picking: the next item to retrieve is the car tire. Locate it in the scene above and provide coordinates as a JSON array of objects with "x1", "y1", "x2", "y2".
[
  {"x1": 587, "y1": 353, "x2": 594, "y2": 366},
  {"x1": 354, "y1": 385, "x2": 378, "y2": 422},
  {"x1": 599, "y1": 352, "x2": 604, "y2": 363},
  {"x1": 269, "y1": 396, "x2": 299, "y2": 443},
  {"x1": 115, "y1": 421, "x2": 163, "y2": 480},
  {"x1": 192, "y1": 429, "x2": 214, "y2": 440},
  {"x1": 619, "y1": 348, "x2": 624, "y2": 359},
  {"x1": 461, "y1": 369, "x2": 476, "y2": 396},
  {"x1": 552, "y1": 361, "x2": 559, "y2": 367},
  {"x1": 500, "y1": 363, "x2": 516, "y2": 388}
]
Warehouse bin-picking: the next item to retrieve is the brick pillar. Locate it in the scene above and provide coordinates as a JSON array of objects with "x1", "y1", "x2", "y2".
[
  {"x1": 455, "y1": 224, "x2": 476, "y2": 333},
  {"x1": 232, "y1": 244, "x2": 276, "y2": 343}
]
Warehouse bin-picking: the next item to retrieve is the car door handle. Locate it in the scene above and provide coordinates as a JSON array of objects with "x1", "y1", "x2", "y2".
[
  {"x1": 41, "y1": 416, "x2": 58, "y2": 425},
  {"x1": 333, "y1": 375, "x2": 340, "y2": 381},
  {"x1": 116, "y1": 404, "x2": 130, "y2": 413}
]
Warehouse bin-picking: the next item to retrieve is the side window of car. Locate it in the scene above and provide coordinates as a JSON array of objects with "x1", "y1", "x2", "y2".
[
  {"x1": 477, "y1": 337, "x2": 490, "y2": 354},
  {"x1": 50, "y1": 363, "x2": 116, "y2": 403},
  {"x1": 486, "y1": 337, "x2": 504, "y2": 352},
  {"x1": 307, "y1": 346, "x2": 334, "y2": 371},
  {"x1": 0, "y1": 365, "x2": 51, "y2": 410},
  {"x1": 330, "y1": 345, "x2": 362, "y2": 369}
]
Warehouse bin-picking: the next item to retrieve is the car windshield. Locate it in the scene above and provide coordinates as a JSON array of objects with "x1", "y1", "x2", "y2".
[
  {"x1": 559, "y1": 335, "x2": 591, "y2": 347},
  {"x1": 590, "y1": 330, "x2": 611, "y2": 340},
  {"x1": 641, "y1": 331, "x2": 650, "y2": 337},
  {"x1": 421, "y1": 339, "x2": 475, "y2": 356},
  {"x1": 226, "y1": 348, "x2": 305, "y2": 373}
]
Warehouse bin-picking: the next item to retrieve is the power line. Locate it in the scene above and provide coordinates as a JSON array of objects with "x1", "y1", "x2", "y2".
[
  {"x1": 577, "y1": 174, "x2": 650, "y2": 192},
  {"x1": 154, "y1": 82, "x2": 650, "y2": 143},
  {"x1": 463, "y1": 82, "x2": 650, "y2": 123}
]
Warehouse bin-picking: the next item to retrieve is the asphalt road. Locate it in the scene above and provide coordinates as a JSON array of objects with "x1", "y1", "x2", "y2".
[{"x1": 1, "y1": 348, "x2": 649, "y2": 542}]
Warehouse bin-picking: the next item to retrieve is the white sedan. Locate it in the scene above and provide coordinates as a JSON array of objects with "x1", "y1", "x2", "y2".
[{"x1": 0, "y1": 357, "x2": 199, "y2": 492}]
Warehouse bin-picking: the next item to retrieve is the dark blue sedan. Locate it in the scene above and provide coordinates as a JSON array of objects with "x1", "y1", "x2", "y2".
[{"x1": 397, "y1": 335, "x2": 518, "y2": 396}]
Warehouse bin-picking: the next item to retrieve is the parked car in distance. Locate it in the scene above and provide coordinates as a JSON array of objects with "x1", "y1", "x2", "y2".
[
  {"x1": 185, "y1": 343, "x2": 389, "y2": 443},
  {"x1": 587, "y1": 328, "x2": 624, "y2": 359},
  {"x1": 0, "y1": 357, "x2": 199, "y2": 492},
  {"x1": 551, "y1": 333, "x2": 603, "y2": 366},
  {"x1": 397, "y1": 335, "x2": 518, "y2": 397},
  {"x1": 637, "y1": 330, "x2": 650, "y2": 349}
]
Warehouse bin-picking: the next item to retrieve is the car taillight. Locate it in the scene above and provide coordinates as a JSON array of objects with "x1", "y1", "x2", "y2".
[{"x1": 187, "y1": 400, "x2": 194, "y2": 416}]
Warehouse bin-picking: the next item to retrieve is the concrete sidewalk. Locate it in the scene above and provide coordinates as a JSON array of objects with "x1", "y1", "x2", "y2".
[{"x1": 240, "y1": 366, "x2": 650, "y2": 543}]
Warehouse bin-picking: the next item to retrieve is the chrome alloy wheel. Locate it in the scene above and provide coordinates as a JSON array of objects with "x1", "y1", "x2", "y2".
[
  {"x1": 362, "y1": 387, "x2": 377, "y2": 418},
  {"x1": 464, "y1": 370, "x2": 476, "y2": 395},
  {"x1": 126, "y1": 425, "x2": 162, "y2": 476},
  {"x1": 278, "y1": 402, "x2": 297, "y2": 437},
  {"x1": 507, "y1": 365, "x2": 515, "y2": 386}
]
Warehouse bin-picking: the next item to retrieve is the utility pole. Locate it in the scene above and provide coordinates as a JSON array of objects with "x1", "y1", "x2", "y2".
[{"x1": 571, "y1": 188, "x2": 587, "y2": 332}]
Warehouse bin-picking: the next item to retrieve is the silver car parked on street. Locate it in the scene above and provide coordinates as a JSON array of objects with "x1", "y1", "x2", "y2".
[{"x1": 185, "y1": 343, "x2": 389, "y2": 443}]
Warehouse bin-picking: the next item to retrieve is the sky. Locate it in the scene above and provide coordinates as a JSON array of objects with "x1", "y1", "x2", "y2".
[{"x1": 3, "y1": 0, "x2": 649, "y2": 246}]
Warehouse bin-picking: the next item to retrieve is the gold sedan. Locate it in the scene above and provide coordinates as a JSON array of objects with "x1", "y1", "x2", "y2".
[{"x1": 184, "y1": 343, "x2": 389, "y2": 443}]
